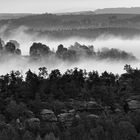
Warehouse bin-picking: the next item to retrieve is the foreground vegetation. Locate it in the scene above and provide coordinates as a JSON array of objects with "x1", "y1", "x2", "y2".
[{"x1": 0, "y1": 65, "x2": 139, "y2": 139}]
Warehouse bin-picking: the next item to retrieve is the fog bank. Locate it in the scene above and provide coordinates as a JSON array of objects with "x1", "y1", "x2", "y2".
[
  {"x1": 0, "y1": 56, "x2": 138, "y2": 76},
  {"x1": 0, "y1": 25, "x2": 140, "y2": 75}
]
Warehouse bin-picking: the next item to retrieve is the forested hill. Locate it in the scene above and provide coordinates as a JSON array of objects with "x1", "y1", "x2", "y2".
[
  {"x1": 95, "y1": 7, "x2": 140, "y2": 14},
  {"x1": 0, "y1": 13, "x2": 138, "y2": 30},
  {"x1": 1, "y1": 13, "x2": 140, "y2": 40},
  {"x1": 0, "y1": 65, "x2": 139, "y2": 139},
  {"x1": 0, "y1": 13, "x2": 33, "y2": 20}
]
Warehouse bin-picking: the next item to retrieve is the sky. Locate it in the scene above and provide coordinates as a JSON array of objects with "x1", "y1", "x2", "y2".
[{"x1": 0, "y1": 0, "x2": 140, "y2": 13}]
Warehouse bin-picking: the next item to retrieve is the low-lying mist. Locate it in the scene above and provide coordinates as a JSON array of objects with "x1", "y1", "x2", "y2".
[
  {"x1": 0, "y1": 55, "x2": 137, "y2": 76},
  {"x1": 0, "y1": 25, "x2": 140, "y2": 75}
]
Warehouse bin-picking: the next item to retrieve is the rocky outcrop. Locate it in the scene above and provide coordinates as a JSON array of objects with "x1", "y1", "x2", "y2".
[
  {"x1": 24, "y1": 118, "x2": 40, "y2": 132},
  {"x1": 126, "y1": 95, "x2": 140, "y2": 111},
  {"x1": 57, "y1": 109, "x2": 80, "y2": 128},
  {"x1": 40, "y1": 109, "x2": 57, "y2": 122}
]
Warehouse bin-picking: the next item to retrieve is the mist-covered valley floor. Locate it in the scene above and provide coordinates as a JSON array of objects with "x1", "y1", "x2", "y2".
[
  {"x1": 0, "y1": 17, "x2": 139, "y2": 76},
  {"x1": 0, "y1": 32, "x2": 139, "y2": 75},
  {"x1": 0, "y1": 12, "x2": 140, "y2": 75}
]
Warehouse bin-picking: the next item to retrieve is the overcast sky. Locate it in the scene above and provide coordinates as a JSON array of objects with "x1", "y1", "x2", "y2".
[{"x1": 0, "y1": 0, "x2": 140, "y2": 13}]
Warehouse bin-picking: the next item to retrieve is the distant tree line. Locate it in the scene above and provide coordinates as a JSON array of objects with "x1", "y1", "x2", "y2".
[
  {"x1": 0, "y1": 39, "x2": 21, "y2": 55},
  {"x1": 0, "y1": 39, "x2": 136, "y2": 61}
]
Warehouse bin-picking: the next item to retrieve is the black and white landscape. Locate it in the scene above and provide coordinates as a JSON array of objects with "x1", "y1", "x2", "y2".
[{"x1": 0, "y1": 0, "x2": 140, "y2": 140}]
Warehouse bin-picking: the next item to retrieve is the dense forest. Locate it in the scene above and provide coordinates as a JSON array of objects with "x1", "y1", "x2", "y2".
[{"x1": 0, "y1": 64, "x2": 139, "y2": 140}]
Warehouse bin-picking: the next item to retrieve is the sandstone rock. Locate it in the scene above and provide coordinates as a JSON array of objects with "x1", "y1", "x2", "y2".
[
  {"x1": 87, "y1": 114, "x2": 99, "y2": 119},
  {"x1": 126, "y1": 95, "x2": 140, "y2": 110},
  {"x1": 24, "y1": 118, "x2": 40, "y2": 131},
  {"x1": 40, "y1": 109, "x2": 57, "y2": 122}
]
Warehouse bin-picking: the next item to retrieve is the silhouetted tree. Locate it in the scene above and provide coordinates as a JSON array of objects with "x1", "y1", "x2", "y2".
[{"x1": 30, "y1": 43, "x2": 51, "y2": 57}]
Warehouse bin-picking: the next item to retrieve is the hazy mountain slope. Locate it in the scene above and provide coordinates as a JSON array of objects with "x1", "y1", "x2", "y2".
[
  {"x1": 25, "y1": 27, "x2": 140, "y2": 40},
  {"x1": 0, "y1": 13, "x2": 33, "y2": 20},
  {"x1": 0, "y1": 13, "x2": 140, "y2": 39},
  {"x1": 95, "y1": 7, "x2": 140, "y2": 14},
  {"x1": 56, "y1": 11, "x2": 95, "y2": 15},
  {"x1": 0, "y1": 13, "x2": 137, "y2": 30}
]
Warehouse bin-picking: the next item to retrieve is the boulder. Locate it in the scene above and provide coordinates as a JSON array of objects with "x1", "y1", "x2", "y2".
[
  {"x1": 24, "y1": 118, "x2": 40, "y2": 131},
  {"x1": 128, "y1": 100, "x2": 140, "y2": 110},
  {"x1": 23, "y1": 110, "x2": 35, "y2": 118},
  {"x1": 40, "y1": 109, "x2": 57, "y2": 122},
  {"x1": 58, "y1": 113, "x2": 74, "y2": 123},
  {"x1": 87, "y1": 114, "x2": 99, "y2": 119},
  {"x1": 57, "y1": 111, "x2": 80, "y2": 128},
  {"x1": 126, "y1": 95, "x2": 140, "y2": 110}
]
